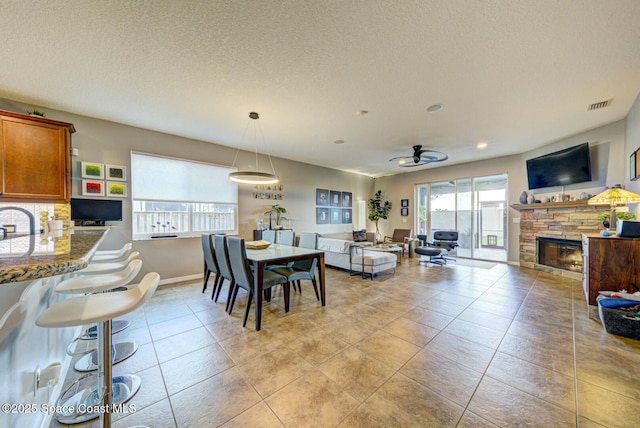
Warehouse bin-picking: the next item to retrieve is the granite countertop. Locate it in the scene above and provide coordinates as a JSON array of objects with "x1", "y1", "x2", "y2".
[{"x1": 0, "y1": 229, "x2": 108, "y2": 284}]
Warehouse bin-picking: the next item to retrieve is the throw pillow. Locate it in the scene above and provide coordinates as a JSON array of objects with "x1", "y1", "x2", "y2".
[{"x1": 353, "y1": 229, "x2": 367, "y2": 242}]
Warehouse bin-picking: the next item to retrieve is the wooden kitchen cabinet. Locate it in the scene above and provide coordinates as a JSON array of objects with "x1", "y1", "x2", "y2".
[
  {"x1": 582, "y1": 233, "x2": 640, "y2": 316},
  {"x1": 0, "y1": 110, "x2": 75, "y2": 203}
]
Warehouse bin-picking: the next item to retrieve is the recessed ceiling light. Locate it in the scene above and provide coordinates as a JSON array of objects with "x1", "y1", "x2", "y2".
[
  {"x1": 334, "y1": 139, "x2": 345, "y2": 145},
  {"x1": 426, "y1": 104, "x2": 444, "y2": 112},
  {"x1": 356, "y1": 110, "x2": 369, "y2": 116},
  {"x1": 477, "y1": 142, "x2": 488, "y2": 149}
]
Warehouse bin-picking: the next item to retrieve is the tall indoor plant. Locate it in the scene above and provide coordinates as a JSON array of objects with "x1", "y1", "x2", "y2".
[{"x1": 368, "y1": 190, "x2": 392, "y2": 243}]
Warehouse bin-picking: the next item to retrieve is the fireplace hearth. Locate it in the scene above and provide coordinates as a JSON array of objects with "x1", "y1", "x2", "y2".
[{"x1": 537, "y1": 237, "x2": 583, "y2": 272}]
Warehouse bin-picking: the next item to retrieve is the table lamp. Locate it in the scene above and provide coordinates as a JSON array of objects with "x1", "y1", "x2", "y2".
[{"x1": 588, "y1": 184, "x2": 640, "y2": 231}]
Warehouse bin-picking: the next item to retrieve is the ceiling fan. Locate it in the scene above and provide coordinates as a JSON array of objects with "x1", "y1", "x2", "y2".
[{"x1": 389, "y1": 145, "x2": 448, "y2": 167}]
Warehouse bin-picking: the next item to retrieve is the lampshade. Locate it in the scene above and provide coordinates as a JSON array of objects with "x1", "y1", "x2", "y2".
[
  {"x1": 588, "y1": 184, "x2": 640, "y2": 231},
  {"x1": 587, "y1": 185, "x2": 640, "y2": 206},
  {"x1": 228, "y1": 112, "x2": 279, "y2": 185}
]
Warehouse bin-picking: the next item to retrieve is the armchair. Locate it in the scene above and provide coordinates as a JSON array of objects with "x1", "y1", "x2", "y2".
[
  {"x1": 427, "y1": 230, "x2": 459, "y2": 263},
  {"x1": 383, "y1": 229, "x2": 412, "y2": 256}
]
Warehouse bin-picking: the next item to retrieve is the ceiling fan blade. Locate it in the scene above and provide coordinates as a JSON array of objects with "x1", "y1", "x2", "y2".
[
  {"x1": 392, "y1": 146, "x2": 448, "y2": 167},
  {"x1": 402, "y1": 162, "x2": 430, "y2": 167}
]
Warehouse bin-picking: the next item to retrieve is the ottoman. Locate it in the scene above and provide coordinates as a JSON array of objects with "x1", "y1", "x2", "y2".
[
  {"x1": 415, "y1": 246, "x2": 445, "y2": 266},
  {"x1": 350, "y1": 249, "x2": 397, "y2": 280}
]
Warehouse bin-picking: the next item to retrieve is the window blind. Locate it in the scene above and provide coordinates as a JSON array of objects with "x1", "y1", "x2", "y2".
[{"x1": 131, "y1": 152, "x2": 237, "y2": 203}]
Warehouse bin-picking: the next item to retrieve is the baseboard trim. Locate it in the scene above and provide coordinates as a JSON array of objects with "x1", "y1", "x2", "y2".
[{"x1": 159, "y1": 274, "x2": 202, "y2": 286}]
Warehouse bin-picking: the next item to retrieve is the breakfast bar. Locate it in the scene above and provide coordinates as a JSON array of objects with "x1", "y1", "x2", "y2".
[{"x1": 0, "y1": 229, "x2": 108, "y2": 428}]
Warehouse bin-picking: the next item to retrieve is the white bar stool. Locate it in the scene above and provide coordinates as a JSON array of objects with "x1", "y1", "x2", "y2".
[
  {"x1": 76, "y1": 252, "x2": 140, "y2": 276},
  {"x1": 91, "y1": 243, "x2": 133, "y2": 263},
  {"x1": 73, "y1": 253, "x2": 141, "y2": 340},
  {"x1": 37, "y1": 272, "x2": 160, "y2": 426},
  {"x1": 57, "y1": 259, "x2": 144, "y2": 372}
]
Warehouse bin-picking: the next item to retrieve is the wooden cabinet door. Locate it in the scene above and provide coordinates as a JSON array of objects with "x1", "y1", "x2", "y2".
[{"x1": 1, "y1": 116, "x2": 70, "y2": 203}]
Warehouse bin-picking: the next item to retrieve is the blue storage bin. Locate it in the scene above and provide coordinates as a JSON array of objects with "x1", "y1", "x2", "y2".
[{"x1": 597, "y1": 295, "x2": 640, "y2": 340}]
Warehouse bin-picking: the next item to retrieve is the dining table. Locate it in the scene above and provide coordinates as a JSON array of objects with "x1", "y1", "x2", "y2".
[{"x1": 245, "y1": 244, "x2": 325, "y2": 331}]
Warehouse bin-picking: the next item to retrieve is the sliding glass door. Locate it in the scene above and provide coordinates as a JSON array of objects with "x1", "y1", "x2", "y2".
[{"x1": 415, "y1": 174, "x2": 507, "y2": 262}]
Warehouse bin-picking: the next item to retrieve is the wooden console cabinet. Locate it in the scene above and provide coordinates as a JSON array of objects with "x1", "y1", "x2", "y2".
[
  {"x1": 582, "y1": 233, "x2": 640, "y2": 312},
  {"x1": 0, "y1": 110, "x2": 75, "y2": 203}
]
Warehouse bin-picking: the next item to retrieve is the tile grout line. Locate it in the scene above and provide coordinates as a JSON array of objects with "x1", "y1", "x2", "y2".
[
  {"x1": 453, "y1": 271, "x2": 540, "y2": 426},
  {"x1": 571, "y1": 282, "x2": 580, "y2": 427}
]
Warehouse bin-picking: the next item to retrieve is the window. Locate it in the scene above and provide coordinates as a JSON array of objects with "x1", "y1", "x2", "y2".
[
  {"x1": 131, "y1": 152, "x2": 238, "y2": 240},
  {"x1": 415, "y1": 173, "x2": 507, "y2": 262}
]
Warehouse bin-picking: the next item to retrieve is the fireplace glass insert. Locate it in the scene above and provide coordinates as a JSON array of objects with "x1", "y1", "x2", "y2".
[{"x1": 537, "y1": 237, "x2": 583, "y2": 272}]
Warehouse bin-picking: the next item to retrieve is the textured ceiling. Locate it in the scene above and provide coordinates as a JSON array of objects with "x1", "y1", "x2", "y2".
[{"x1": 1, "y1": 0, "x2": 640, "y2": 177}]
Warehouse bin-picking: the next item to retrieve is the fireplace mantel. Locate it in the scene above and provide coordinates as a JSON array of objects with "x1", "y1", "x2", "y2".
[
  {"x1": 512, "y1": 199, "x2": 606, "y2": 276},
  {"x1": 511, "y1": 200, "x2": 608, "y2": 210}
]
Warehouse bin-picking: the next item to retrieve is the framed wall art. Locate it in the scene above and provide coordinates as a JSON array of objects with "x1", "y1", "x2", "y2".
[
  {"x1": 82, "y1": 179, "x2": 104, "y2": 196},
  {"x1": 401, "y1": 199, "x2": 409, "y2": 207},
  {"x1": 330, "y1": 208, "x2": 342, "y2": 224},
  {"x1": 330, "y1": 191, "x2": 342, "y2": 207},
  {"x1": 342, "y1": 208, "x2": 352, "y2": 224},
  {"x1": 316, "y1": 189, "x2": 329, "y2": 206},
  {"x1": 81, "y1": 161, "x2": 104, "y2": 179},
  {"x1": 342, "y1": 192, "x2": 352, "y2": 207},
  {"x1": 106, "y1": 181, "x2": 127, "y2": 197},
  {"x1": 633, "y1": 150, "x2": 640, "y2": 181},
  {"x1": 106, "y1": 164, "x2": 127, "y2": 181},
  {"x1": 316, "y1": 207, "x2": 329, "y2": 224},
  {"x1": 401, "y1": 207, "x2": 409, "y2": 216}
]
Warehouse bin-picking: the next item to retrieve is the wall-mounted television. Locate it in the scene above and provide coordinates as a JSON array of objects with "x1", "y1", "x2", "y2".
[
  {"x1": 526, "y1": 142, "x2": 592, "y2": 190},
  {"x1": 71, "y1": 198, "x2": 123, "y2": 226}
]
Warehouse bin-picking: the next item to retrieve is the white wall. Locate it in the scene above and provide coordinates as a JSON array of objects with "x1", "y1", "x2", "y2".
[
  {"x1": 624, "y1": 94, "x2": 640, "y2": 193},
  {"x1": 625, "y1": 92, "x2": 640, "y2": 199},
  {"x1": 372, "y1": 154, "x2": 523, "y2": 262},
  {"x1": 2, "y1": 95, "x2": 632, "y2": 271},
  {"x1": 0, "y1": 98, "x2": 373, "y2": 282},
  {"x1": 374, "y1": 120, "x2": 627, "y2": 264}
]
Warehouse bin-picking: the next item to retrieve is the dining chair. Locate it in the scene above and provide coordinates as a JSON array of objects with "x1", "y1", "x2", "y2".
[
  {"x1": 213, "y1": 234, "x2": 235, "y2": 305},
  {"x1": 226, "y1": 237, "x2": 290, "y2": 326},
  {"x1": 202, "y1": 233, "x2": 222, "y2": 298},
  {"x1": 276, "y1": 229, "x2": 295, "y2": 246},
  {"x1": 271, "y1": 232, "x2": 319, "y2": 300},
  {"x1": 262, "y1": 230, "x2": 276, "y2": 243}
]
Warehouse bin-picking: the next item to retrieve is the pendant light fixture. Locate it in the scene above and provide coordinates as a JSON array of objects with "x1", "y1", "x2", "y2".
[{"x1": 228, "y1": 111, "x2": 279, "y2": 184}]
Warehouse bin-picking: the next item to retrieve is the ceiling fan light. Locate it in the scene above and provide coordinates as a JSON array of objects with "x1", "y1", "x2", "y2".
[{"x1": 390, "y1": 145, "x2": 448, "y2": 167}]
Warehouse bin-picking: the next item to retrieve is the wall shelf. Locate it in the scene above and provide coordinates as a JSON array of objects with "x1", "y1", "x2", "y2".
[{"x1": 510, "y1": 200, "x2": 608, "y2": 210}]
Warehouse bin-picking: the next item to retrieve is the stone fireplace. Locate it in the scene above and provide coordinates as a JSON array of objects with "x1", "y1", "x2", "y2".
[
  {"x1": 513, "y1": 200, "x2": 606, "y2": 277},
  {"x1": 537, "y1": 236, "x2": 583, "y2": 273}
]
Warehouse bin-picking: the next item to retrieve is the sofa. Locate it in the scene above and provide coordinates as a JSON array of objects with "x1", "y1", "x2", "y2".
[{"x1": 317, "y1": 231, "x2": 397, "y2": 279}]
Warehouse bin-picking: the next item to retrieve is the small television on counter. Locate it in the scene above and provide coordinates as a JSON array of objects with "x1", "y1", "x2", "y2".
[
  {"x1": 71, "y1": 198, "x2": 123, "y2": 226},
  {"x1": 526, "y1": 142, "x2": 592, "y2": 190}
]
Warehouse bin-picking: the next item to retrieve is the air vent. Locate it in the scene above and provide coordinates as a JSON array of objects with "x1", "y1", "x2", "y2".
[{"x1": 588, "y1": 99, "x2": 611, "y2": 111}]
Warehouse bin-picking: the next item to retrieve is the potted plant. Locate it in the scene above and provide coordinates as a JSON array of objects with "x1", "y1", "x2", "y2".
[
  {"x1": 368, "y1": 190, "x2": 392, "y2": 243},
  {"x1": 26, "y1": 109, "x2": 46, "y2": 117},
  {"x1": 597, "y1": 211, "x2": 636, "y2": 228},
  {"x1": 264, "y1": 204, "x2": 287, "y2": 229}
]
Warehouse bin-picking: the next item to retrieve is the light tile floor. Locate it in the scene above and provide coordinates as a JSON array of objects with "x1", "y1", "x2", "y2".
[{"x1": 52, "y1": 258, "x2": 640, "y2": 427}]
